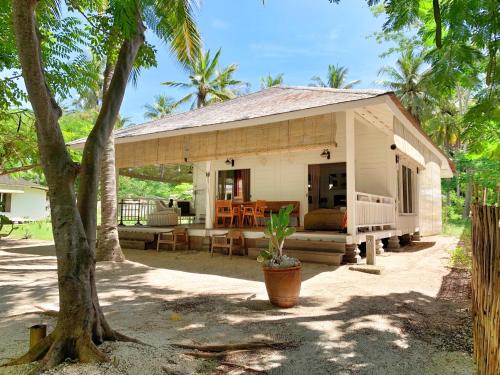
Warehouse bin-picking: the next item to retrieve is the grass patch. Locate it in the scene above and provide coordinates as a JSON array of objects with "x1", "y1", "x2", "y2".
[
  {"x1": 443, "y1": 219, "x2": 472, "y2": 270},
  {"x1": 8, "y1": 220, "x2": 53, "y2": 241}
]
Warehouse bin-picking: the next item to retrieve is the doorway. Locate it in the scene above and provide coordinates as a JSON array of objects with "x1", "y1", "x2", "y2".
[
  {"x1": 308, "y1": 163, "x2": 346, "y2": 211},
  {"x1": 217, "y1": 169, "x2": 250, "y2": 202}
]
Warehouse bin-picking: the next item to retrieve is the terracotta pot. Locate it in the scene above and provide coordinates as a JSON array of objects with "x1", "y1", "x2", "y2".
[{"x1": 262, "y1": 265, "x2": 301, "y2": 308}]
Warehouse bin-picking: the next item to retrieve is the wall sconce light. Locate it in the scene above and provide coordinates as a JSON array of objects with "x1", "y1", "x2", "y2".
[
  {"x1": 225, "y1": 158, "x2": 235, "y2": 167},
  {"x1": 395, "y1": 155, "x2": 400, "y2": 164},
  {"x1": 188, "y1": 166, "x2": 193, "y2": 174},
  {"x1": 320, "y1": 149, "x2": 331, "y2": 160}
]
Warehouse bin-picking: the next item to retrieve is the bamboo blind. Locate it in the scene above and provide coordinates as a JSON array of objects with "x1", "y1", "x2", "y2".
[
  {"x1": 116, "y1": 113, "x2": 337, "y2": 167},
  {"x1": 471, "y1": 204, "x2": 499, "y2": 375}
]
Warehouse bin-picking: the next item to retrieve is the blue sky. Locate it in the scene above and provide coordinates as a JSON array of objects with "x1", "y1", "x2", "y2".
[{"x1": 121, "y1": 0, "x2": 397, "y2": 124}]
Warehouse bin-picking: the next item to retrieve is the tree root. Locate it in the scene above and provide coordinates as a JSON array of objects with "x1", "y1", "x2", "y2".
[
  {"x1": 174, "y1": 340, "x2": 294, "y2": 352},
  {"x1": 1, "y1": 328, "x2": 148, "y2": 371},
  {"x1": 183, "y1": 350, "x2": 250, "y2": 359},
  {"x1": 220, "y1": 361, "x2": 268, "y2": 374},
  {"x1": 1, "y1": 334, "x2": 54, "y2": 367}
]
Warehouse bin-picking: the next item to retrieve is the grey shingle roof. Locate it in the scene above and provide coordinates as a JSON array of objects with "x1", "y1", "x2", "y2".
[
  {"x1": 113, "y1": 85, "x2": 389, "y2": 141},
  {"x1": 0, "y1": 175, "x2": 48, "y2": 190}
]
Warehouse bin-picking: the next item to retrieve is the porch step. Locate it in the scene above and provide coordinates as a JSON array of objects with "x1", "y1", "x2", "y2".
[
  {"x1": 119, "y1": 239, "x2": 146, "y2": 250},
  {"x1": 248, "y1": 247, "x2": 343, "y2": 266}
]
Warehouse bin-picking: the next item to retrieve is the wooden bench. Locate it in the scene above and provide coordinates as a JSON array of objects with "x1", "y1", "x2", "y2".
[{"x1": 264, "y1": 201, "x2": 300, "y2": 226}]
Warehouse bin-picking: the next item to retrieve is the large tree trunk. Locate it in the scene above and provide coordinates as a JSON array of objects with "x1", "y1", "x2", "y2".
[
  {"x1": 8, "y1": 1, "x2": 144, "y2": 370},
  {"x1": 96, "y1": 63, "x2": 124, "y2": 262}
]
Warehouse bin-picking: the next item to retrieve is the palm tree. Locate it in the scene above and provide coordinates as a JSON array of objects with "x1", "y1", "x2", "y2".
[
  {"x1": 378, "y1": 48, "x2": 431, "y2": 121},
  {"x1": 96, "y1": 0, "x2": 200, "y2": 262},
  {"x1": 162, "y1": 48, "x2": 244, "y2": 109},
  {"x1": 260, "y1": 73, "x2": 284, "y2": 89},
  {"x1": 144, "y1": 95, "x2": 179, "y2": 119},
  {"x1": 310, "y1": 64, "x2": 361, "y2": 89}
]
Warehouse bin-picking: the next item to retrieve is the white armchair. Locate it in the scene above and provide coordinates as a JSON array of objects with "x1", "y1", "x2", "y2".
[{"x1": 147, "y1": 200, "x2": 179, "y2": 226}]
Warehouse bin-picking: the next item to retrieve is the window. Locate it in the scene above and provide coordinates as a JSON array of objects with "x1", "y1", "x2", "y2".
[
  {"x1": 0, "y1": 193, "x2": 12, "y2": 212},
  {"x1": 399, "y1": 164, "x2": 415, "y2": 214}
]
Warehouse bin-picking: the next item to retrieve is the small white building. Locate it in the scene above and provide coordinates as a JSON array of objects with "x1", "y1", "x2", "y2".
[{"x1": 0, "y1": 176, "x2": 49, "y2": 221}]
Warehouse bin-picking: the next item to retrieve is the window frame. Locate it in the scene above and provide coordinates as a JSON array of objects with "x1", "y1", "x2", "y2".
[{"x1": 398, "y1": 160, "x2": 417, "y2": 215}]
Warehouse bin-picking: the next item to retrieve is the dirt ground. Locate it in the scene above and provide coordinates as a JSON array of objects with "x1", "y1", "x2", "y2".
[{"x1": 0, "y1": 236, "x2": 474, "y2": 375}]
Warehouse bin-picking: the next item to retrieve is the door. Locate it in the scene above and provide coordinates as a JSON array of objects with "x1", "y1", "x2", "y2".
[{"x1": 308, "y1": 163, "x2": 347, "y2": 211}]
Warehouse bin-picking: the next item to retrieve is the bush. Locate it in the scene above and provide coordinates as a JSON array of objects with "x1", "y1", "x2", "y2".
[{"x1": 449, "y1": 246, "x2": 472, "y2": 269}]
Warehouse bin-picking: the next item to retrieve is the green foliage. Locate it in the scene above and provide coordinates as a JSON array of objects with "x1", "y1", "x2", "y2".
[
  {"x1": 449, "y1": 246, "x2": 472, "y2": 269},
  {"x1": 0, "y1": 111, "x2": 39, "y2": 175},
  {"x1": 118, "y1": 176, "x2": 192, "y2": 201},
  {"x1": 162, "y1": 48, "x2": 245, "y2": 108},
  {"x1": 144, "y1": 95, "x2": 179, "y2": 119},
  {"x1": 310, "y1": 64, "x2": 361, "y2": 89},
  {"x1": 257, "y1": 204, "x2": 297, "y2": 266},
  {"x1": 260, "y1": 73, "x2": 284, "y2": 89}
]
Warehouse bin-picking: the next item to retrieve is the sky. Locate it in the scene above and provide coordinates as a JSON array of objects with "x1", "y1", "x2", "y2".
[{"x1": 120, "y1": 0, "x2": 398, "y2": 124}]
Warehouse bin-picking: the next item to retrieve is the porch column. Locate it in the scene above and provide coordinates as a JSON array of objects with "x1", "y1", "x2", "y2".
[
  {"x1": 205, "y1": 161, "x2": 214, "y2": 229},
  {"x1": 345, "y1": 110, "x2": 360, "y2": 263},
  {"x1": 345, "y1": 110, "x2": 357, "y2": 236}
]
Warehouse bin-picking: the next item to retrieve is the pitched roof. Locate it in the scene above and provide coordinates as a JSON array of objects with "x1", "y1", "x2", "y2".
[
  {"x1": 0, "y1": 175, "x2": 48, "y2": 190},
  {"x1": 111, "y1": 85, "x2": 389, "y2": 141}
]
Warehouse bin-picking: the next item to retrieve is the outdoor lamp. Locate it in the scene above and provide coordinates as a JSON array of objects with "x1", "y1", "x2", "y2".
[
  {"x1": 320, "y1": 149, "x2": 331, "y2": 160},
  {"x1": 225, "y1": 158, "x2": 235, "y2": 167}
]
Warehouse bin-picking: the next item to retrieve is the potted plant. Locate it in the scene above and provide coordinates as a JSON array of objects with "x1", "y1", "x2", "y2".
[{"x1": 257, "y1": 204, "x2": 301, "y2": 308}]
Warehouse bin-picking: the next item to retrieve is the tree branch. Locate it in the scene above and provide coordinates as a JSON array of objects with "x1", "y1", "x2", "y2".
[
  {"x1": 0, "y1": 164, "x2": 39, "y2": 175},
  {"x1": 12, "y1": 0, "x2": 68, "y2": 160},
  {"x1": 77, "y1": 8, "x2": 145, "y2": 247},
  {"x1": 433, "y1": 0, "x2": 442, "y2": 49}
]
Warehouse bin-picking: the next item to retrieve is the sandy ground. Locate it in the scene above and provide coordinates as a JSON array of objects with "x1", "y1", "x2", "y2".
[{"x1": 0, "y1": 236, "x2": 474, "y2": 375}]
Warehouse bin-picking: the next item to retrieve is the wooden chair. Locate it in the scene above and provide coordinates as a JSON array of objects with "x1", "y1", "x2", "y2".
[
  {"x1": 231, "y1": 204, "x2": 242, "y2": 227},
  {"x1": 215, "y1": 200, "x2": 234, "y2": 227},
  {"x1": 210, "y1": 230, "x2": 244, "y2": 258},
  {"x1": 242, "y1": 200, "x2": 266, "y2": 227},
  {"x1": 156, "y1": 228, "x2": 189, "y2": 252}
]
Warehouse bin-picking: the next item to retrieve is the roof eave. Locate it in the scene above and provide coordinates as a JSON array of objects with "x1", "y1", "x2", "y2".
[{"x1": 385, "y1": 93, "x2": 455, "y2": 177}]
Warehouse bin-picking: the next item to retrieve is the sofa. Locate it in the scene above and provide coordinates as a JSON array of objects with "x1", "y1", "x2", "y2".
[
  {"x1": 147, "y1": 200, "x2": 179, "y2": 226},
  {"x1": 304, "y1": 208, "x2": 346, "y2": 231}
]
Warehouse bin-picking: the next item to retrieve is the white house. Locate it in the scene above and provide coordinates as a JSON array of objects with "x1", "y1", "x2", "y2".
[
  {"x1": 71, "y1": 86, "x2": 454, "y2": 264},
  {"x1": 0, "y1": 176, "x2": 49, "y2": 221}
]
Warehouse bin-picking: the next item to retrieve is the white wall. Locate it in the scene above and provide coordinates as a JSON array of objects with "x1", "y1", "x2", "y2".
[
  {"x1": 1, "y1": 187, "x2": 48, "y2": 221},
  {"x1": 193, "y1": 117, "x2": 347, "y2": 224}
]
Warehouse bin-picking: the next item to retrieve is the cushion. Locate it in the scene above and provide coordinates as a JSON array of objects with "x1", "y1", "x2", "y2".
[{"x1": 304, "y1": 208, "x2": 346, "y2": 231}]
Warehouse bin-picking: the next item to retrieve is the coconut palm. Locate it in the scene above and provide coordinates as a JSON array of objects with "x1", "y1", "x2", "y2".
[
  {"x1": 378, "y1": 48, "x2": 432, "y2": 121},
  {"x1": 162, "y1": 48, "x2": 244, "y2": 109},
  {"x1": 144, "y1": 95, "x2": 179, "y2": 120},
  {"x1": 260, "y1": 73, "x2": 284, "y2": 89},
  {"x1": 310, "y1": 64, "x2": 361, "y2": 89},
  {"x1": 97, "y1": 0, "x2": 200, "y2": 263}
]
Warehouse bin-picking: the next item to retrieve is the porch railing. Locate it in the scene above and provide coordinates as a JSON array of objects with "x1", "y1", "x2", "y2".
[
  {"x1": 117, "y1": 198, "x2": 159, "y2": 225},
  {"x1": 355, "y1": 192, "x2": 395, "y2": 231}
]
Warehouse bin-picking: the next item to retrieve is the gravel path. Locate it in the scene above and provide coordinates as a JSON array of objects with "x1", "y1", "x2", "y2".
[{"x1": 0, "y1": 235, "x2": 474, "y2": 374}]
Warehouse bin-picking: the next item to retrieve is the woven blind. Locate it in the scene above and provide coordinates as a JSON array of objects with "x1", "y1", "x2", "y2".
[{"x1": 116, "y1": 113, "x2": 337, "y2": 168}]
